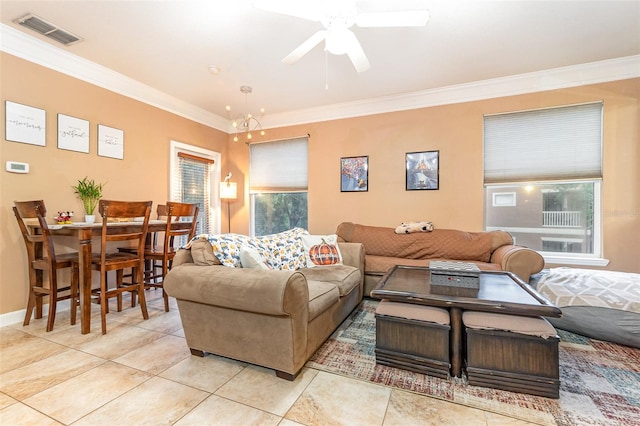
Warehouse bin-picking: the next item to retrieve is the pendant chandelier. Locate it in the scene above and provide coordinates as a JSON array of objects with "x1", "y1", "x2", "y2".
[{"x1": 226, "y1": 85, "x2": 265, "y2": 142}]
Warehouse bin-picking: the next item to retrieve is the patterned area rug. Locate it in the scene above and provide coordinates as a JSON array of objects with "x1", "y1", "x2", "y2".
[{"x1": 306, "y1": 299, "x2": 640, "y2": 426}]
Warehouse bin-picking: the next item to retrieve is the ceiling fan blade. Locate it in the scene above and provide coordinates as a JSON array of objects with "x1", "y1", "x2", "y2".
[
  {"x1": 282, "y1": 30, "x2": 327, "y2": 64},
  {"x1": 356, "y1": 10, "x2": 430, "y2": 27},
  {"x1": 253, "y1": 0, "x2": 323, "y2": 22},
  {"x1": 343, "y1": 30, "x2": 370, "y2": 72}
]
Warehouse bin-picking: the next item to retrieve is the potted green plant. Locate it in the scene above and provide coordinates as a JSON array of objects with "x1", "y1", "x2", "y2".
[{"x1": 72, "y1": 177, "x2": 106, "y2": 223}]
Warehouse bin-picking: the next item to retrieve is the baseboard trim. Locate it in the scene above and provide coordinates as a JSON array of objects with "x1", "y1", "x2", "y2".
[{"x1": 0, "y1": 300, "x2": 71, "y2": 328}]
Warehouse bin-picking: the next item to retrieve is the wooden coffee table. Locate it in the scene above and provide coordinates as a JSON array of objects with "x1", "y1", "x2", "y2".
[{"x1": 370, "y1": 265, "x2": 561, "y2": 377}]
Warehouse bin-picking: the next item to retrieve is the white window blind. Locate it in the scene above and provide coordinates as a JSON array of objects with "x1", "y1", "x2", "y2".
[
  {"x1": 171, "y1": 149, "x2": 214, "y2": 235},
  {"x1": 249, "y1": 137, "x2": 308, "y2": 192},
  {"x1": 484, "y1": 102, "x2": 603, "y2": 184}
]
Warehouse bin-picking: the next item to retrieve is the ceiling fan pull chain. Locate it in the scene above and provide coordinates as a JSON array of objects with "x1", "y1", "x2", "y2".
[{"x1": 325, "y1": 48, "x2": 329, "y2": 90}]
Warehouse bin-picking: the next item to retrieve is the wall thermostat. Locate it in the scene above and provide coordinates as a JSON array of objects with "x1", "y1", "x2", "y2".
[{"x1": 6, "y1": 161, "x2": 30, "y2": 174}]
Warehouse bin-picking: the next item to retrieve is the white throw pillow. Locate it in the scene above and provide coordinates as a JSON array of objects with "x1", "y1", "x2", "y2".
[
  {"x1": 301, "y1": 234, "x2": 343, "y2": 268},
  {"x1": 239, "y1": 244, "x2": 271, "y2": 270}
]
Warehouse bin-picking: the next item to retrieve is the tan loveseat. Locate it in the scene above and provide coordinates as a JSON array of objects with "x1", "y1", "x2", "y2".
[
  {"x1": 336, "y1": 222, "x2": 544, "y2": 296},
  {"x1": 163, "y1": 238, "x2": 364, "y2": 380}
]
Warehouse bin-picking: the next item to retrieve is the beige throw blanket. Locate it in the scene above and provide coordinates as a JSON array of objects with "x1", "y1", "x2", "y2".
[{"x1": 351, "y1": 225, "x2": 492, "y2": 262}]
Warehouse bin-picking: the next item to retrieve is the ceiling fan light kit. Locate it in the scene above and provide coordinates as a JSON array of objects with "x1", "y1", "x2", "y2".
[{"x1": 254, "y1": 0, "x2": 430, "y2": 72}]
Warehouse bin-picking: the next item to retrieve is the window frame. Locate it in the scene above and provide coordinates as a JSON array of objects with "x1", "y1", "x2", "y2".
[
  {"x1": 483, "y1": 102, "x2": 607, "y2": 267},
  {"x1": 492, "y1": 192, "x2": 516, "y2": 207},
  {"x1": 169, "y1": 140, "x2": 221, "y2": 235},
  {"x1": 485, "y1": 180, "x2": 606, "y2": 266},
  {"x1": 249, "y1": 137, "x2": 309, "y2": 236}
]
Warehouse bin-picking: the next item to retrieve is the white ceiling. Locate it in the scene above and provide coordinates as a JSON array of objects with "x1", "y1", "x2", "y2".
[{"x1": 1, "y1": 0, "x2": 639, "y2": 131}]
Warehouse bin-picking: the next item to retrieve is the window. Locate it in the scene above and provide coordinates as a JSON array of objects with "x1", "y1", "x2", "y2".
[
  {"x1": 249, "y1": 137, "x2": 308, "y2": 236},
  {"x1": 492, "y1": 192, "x2": 516, "y2": 207},
  {"x1": 170, "y1": 141, "x2": 221, "y2": 236},
  {"x1": 483, "y1": 102, "x2": 605, "y2": 265}
]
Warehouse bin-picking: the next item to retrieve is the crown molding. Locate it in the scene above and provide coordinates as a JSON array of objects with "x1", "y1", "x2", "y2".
[
  {"x1": 3, "y1": 23, "x2": 638, "y2": 133},
  {"x1": 0, "y1": 24, "x2": 229, "y2": 132},
  {"x1": 262, "y1": 54, "x2": 640, "y2": 129}
]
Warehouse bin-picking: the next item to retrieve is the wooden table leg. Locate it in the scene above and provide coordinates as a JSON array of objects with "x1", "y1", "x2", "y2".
[
  {"x1": 78, "y1": 229, "x2": 93, "y2": 334},
  {"x1": 450, "y1": 307, "x2": 463, "y2": 377}
]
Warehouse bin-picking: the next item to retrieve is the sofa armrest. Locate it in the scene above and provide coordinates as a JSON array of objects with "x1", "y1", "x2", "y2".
[
  {"x1": 491, "y1": 245, "x2": 544, "y2": 282},
  {"x1": 338, "y1": 242, "x2": 365, "y2": 272},
  {"x1": 164, "y1": 265, "x2": 309, "y2": 317},
  {"x1": 172, "y1": 248, "x2": 194, "y2": 267}
]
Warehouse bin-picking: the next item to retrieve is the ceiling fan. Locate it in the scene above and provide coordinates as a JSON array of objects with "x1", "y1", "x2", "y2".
[{"x1": 254, "y1": 0, "x2": 430, "y2": 72}]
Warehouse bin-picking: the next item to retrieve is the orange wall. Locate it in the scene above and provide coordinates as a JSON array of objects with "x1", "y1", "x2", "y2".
[
  {"x1": 1, "y1": 53, "x2": 228, "y2": 315},
  {"x1": 2, "y1": 52, "x2": 639, "y2": 318},
  {"x1": 229, "y1": 79, "x2": 639, "y2": 272}
]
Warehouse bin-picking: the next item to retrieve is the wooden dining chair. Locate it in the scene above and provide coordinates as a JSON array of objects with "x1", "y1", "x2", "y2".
[
  {"x1": 133, "y1": 202, "x2": 199, "y2": 311},
  {"x1": 13, "y1": 200, "x2": 79, "y2": 332},
  {"x1": 119, "y1": 204, "x2": 167, "y2": 285},
  {"x1": 84, "y1": 199, "x2": 152, "y2": 334},
  {"x1": 145, "y1": 204, "x2": 169, "y2": 282}
]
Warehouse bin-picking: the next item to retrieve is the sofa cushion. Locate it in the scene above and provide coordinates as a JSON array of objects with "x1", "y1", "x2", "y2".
[
  {"x1": 301, "y1": 234, "x2": 343, "y2": 267},
  {"x1": 463, "y1": 311, "x2": 558, "y2": 339},
  {"x1": 307, "y1": 280, "x2": 340, "y2": 321},
  {"x1": 376, "y1": 300, "x2": 450, "y2": 325},
  {"x1": 299, "y1": 265, "x2": 360, "y2": 297},
  {"x1": 365, "y1": 255, "x2": 502, "y2": 275},
  {"x1": 345, "y1": 224, "x2": 493, "y2": 262}
]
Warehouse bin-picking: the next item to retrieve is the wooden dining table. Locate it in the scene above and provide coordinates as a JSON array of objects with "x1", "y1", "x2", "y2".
[{"x1": 45, "y1": 220, "x2": 192, "y2": 334}]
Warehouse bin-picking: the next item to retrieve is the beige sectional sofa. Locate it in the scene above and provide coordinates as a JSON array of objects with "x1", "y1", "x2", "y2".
[
  {"x1": 336, "y1": 222, "x2": 544, "y2": 296},
  {"x1": 164, "y1": 237, "x2": 364, "y2": 380}
]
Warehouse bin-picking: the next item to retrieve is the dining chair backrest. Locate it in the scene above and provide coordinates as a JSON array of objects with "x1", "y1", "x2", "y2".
[
  {"x1": 131, "y1": 201, "x2": 198, "y2": 313},
  {"x1": 98, "y1": 200, "x2": 152, "y2": 262},
  {"x1": 156, "y1": 204, "x2": 169, "y2": 219},
  {"x1": 13, "y1": 200, "x2": 55, "y2": 262},
  {"x1": 153, "y1": 204, "x2": 168, "y2": 247},
  {"x1": 162, "y1": 201, "x2": 199, "y2": 250}
]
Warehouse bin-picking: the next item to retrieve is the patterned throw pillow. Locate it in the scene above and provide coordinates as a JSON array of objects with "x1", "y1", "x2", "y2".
[
  {"x1": 249, "y1": 227, "x2": 308, "y2": 270},
  {"x1": 239, "y1": 244, "x2": 271, "y2": 269},
  {"x1": 200, "y1": 233, "x2": 250, "y2": 267},
  {"x1": 301, "y1": 234, "x2": 343, "y2": 268},
  {"x1": 187, "y1": 227, "x2": 308, "y2": 269}
]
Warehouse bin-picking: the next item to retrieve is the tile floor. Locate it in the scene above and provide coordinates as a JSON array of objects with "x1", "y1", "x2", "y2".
[{"x1": 1, "y1": 291, "x2": 538, "y2": 425}]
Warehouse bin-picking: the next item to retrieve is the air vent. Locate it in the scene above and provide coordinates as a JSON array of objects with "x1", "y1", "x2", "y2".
[{"x1": 14, "y1": 13, "x2": 82, "y2": 46}]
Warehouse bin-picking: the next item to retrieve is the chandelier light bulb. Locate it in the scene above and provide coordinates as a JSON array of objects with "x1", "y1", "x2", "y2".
[{"x1": 227, "y1": 85, "x2": 265, "y2": 142}]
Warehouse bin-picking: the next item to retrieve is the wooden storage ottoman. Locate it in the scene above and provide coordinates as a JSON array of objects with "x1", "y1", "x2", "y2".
[
  {"x1": 463, "y1": 311, "x2": 560, "y2": 398},
  {"x1": 375, "y1": 300, "x2": 451, "y2": 379}
]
